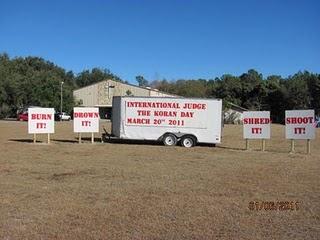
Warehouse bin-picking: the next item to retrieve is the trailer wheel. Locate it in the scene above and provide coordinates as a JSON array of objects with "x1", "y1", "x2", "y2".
[
  {"x1": 181, "y1": 135, "x2": 196, "y2": 148},
  {"x1": 163, "y1": 134, "x2": 177, "y2": 146}
]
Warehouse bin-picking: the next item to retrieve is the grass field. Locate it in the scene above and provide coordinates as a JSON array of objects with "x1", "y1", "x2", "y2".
[{"x1": 0, "y1": 120, "x2": 319, "y2": 240}]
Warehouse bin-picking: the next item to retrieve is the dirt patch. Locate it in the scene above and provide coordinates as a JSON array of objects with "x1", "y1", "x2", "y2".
[
  {"x1": 0, "y1": 164, "x2": 11, "y2": 173},
  {"x1": 51, "y1": 170, "x2": 96, "y2": 181}
]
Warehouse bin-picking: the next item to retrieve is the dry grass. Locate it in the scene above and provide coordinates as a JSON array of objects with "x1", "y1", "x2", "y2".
[{"x1": 0, "y1": 120, "x2": 319, "y2": 239}]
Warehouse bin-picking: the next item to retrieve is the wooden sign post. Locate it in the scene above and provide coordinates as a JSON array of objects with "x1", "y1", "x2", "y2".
[
  {"x1": 261, "y1": 139, "x2": 266, "y2": 152},
  {"x1": 307, "y1": 139, "x2": 311, "y2": 154},
  {"x1": 290, "y1": 139, "x2": 295, "y2": 153},
  {"x1": 245, "y1": 139, "x2": 249, "y2": 150},
  {"x1": 78, "y1": 133, "x2": 82, "y2": 144}
]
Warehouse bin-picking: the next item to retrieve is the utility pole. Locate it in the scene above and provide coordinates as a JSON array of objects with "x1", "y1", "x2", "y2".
[{"x1": 60, "y1": 81, "x2": 64, "y2": 121}]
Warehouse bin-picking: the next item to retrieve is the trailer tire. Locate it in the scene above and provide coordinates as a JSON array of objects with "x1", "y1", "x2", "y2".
[
  {"x1": 163, "y1": 133, "x2": 177, "y2": 146},
  {"x1": 181, "y1": 135, "x2": 196, "y2": 148}
]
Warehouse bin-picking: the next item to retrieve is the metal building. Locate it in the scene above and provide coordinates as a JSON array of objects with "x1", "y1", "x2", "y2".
[
  {"x1": 73, "y1": 79, "x2": 176, "y2": 118},
  {"x1": 224, "y1": 102, "x2": 248, "y2": 124}
]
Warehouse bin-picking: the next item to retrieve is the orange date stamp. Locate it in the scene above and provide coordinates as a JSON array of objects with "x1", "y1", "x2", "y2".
[{"x1": 249, "y1": 201, "x2": 299, "y2": 211}]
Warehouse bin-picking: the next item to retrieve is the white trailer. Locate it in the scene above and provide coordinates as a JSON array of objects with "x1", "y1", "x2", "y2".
[{"x1": 109, "y1": 96, "x2": 222, "y2": 147}]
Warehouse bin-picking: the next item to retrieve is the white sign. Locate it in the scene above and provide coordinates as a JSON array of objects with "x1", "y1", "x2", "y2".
[
  {"x1": 285, "y1": 110, "x2": 315, "y2": 139},
  {"x1": 28, "y1": 108, "x2": 55, "y2": 134},
  {"x1": 243, "y1": 111, "x2": 271, "y2": 139},
  {"x1": 125, "y1": 100, "x2": 208, "y2": 129},
  {"x1": 73, "y1": 107, "x2": 99, "y2": 133}
]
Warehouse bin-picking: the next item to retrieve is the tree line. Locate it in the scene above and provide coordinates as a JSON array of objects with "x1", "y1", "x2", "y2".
[
  {"x1": 139, "y1": 70, "x2": 320, "y2": 123},
  {"x1": 0, "y1": 53, "x2": 319, "y2": 123},
  {"x1": 0, "y1": 53, "x2": 122, "y2": 118}
]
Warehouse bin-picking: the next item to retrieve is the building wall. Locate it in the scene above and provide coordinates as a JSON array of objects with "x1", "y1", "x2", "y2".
[{"x1": 73, "y1": 83, "x2": 100, "y2": 107}]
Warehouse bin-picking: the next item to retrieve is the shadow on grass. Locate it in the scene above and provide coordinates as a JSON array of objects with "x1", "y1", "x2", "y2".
[
  {"x1": 9, "y1": 138, "x2": 79, "y2": 144},
  {"x1": 217, "y1": 145, "x2": 295, "y2": 154},
  {"x1": 103, "y1": 138, "x2": 162, "y2": 146},
  {"x1": 52, "y1": 139, "x2": 78, "y2": 143},
  {"x1": 9, "y1": 137, "x2": 218, "y2": 148},
  {"x1": 217, "y1": 145, "x2": 246, "y2": 151},
  {"x1": 9, "y1": 138, "x2": 36, "y2": 143},
  {"x1": 78, "y1": 137, "x2": 102, "y2": 143},
  {"x1": 102, "y1": 137, "x2": 216, "y2": 148}
]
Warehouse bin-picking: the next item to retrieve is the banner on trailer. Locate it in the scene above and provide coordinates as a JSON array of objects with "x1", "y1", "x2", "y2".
[
  {"x1": 243, "y1": 111, "x2": 271, "y2": 139},
  {"x1": 73, "y1": 107, "x2": 100, "y2": 133},
  {"x1": 285, "y1": 110, "x2": 315, "y2": 139},
  {"x1": 28, "y1": 108, "x2": 55, "y2": 134},
  {"x1": 124, "y1": 99, "x2": 208, "y2": 129}
]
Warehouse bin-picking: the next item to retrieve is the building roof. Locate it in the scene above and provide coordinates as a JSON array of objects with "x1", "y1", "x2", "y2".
[
  {"x1": 226, "y1": 102, "x2": 248, "y2": 112},
  {"x1": 73, "y1": 79, "x2": 176, "y2": 96}
]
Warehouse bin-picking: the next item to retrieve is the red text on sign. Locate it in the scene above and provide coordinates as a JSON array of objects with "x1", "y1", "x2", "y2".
[
  {"x1": 127, "y1": 118, "x2": 150, "y2": 125},
  {"x1": 74, "y1": 112, "x2": 99, "y2": 118},
  {"x1": 36, "y1": 122, "x2": 46, "y2": 129},
  {"x1": 137, "y1": 110, "x2": 150, "y2": 116},
  {"x1": 286, "y1": 117, "x2": 313, "y2": 124},
  {"x1": 244, "y1": 118, "x2": 270, "y2": 124},
  {"x1": 169, "y1": 120, "x2": 184, "y2": 126},
  {"x1": 82, "y1": 121, "x2": 91, "y2": 127},
  {"x1": 154, "y1": 119, "x2": 165, "y2": 125},
  {"x1": 294, "y1": 127, "x2": 305, "y2": 134},
  {"x1": 31, "y1": 114, "x2": 52, "y2": 120},
  {"x1": 181, "y1": 112, "x2": 194, "y2": 118},
  {"x1": 183, "y1": 103, "x2": 206, "y2": 110},
  {"x1": 127, "y1": 102, "x2": 180, "y2": 109},
  {"x1": 251, "y1": 127, "x2": 262, "y2": 134},
  {"x1": 154, "y1": 111, "x2": 177, "y2": 117}
]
